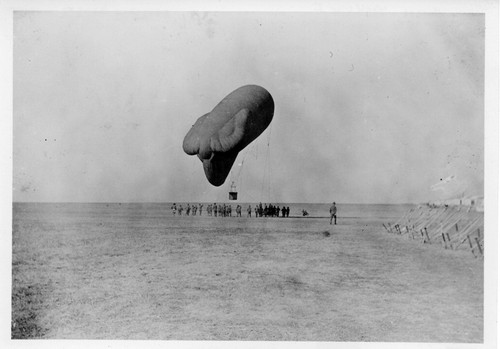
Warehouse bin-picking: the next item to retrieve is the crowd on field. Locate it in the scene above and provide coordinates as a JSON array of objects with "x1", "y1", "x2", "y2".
[{"x1": 170, "y1": 202, "x2": 291, "y2": 218}]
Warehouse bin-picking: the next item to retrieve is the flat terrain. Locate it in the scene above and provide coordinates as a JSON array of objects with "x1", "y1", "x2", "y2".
[{"x1": 12, "y1": 203, "x2": 483, "y2": 341}]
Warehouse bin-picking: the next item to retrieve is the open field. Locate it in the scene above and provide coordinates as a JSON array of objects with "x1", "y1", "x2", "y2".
[{"x1": 12, "y1": 203, "x2": 483, "y2": 341}]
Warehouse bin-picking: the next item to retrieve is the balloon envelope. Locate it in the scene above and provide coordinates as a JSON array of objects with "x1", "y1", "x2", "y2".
[{"x1": 183, "y1": 85, "x2": 274, "y2": 186}]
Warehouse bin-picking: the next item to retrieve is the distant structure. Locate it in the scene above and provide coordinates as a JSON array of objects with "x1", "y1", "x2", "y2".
[{"x1": 429, "y1": 195, "x2": 484, "y2": 212}]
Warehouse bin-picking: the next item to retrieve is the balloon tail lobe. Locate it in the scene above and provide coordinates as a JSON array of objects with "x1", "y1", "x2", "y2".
[{"x1": 203, "y1": 151, "x2": 239, "y2": 186}]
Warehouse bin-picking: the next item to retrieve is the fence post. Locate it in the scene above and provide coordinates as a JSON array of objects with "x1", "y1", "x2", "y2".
[
  {"x1": 475, "y1": 237, "x2": 483, "y2": 256},
  {"x1": 420, "y1": 229, "x2": 426, "y2": 243},
  {"x1": 467, "y1": 235, "x2": 476, "y2": 257},
  {"x1": 446, "y1": 233, "x2": 453, "y2": 249},
  {"x1": 424, "y1": 228, "x2": 431, "y2": 244}
]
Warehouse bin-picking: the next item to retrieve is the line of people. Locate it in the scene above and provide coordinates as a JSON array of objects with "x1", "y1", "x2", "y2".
[
  {"x1": 252, "y1": 203, "x2": 290, "y2": 218},
  {"x1": 170, "y1": 202, "x2": 291, "y2": 218},
  {"x1": 170, "y1": 203, "x2": 204, "y2": 216}
]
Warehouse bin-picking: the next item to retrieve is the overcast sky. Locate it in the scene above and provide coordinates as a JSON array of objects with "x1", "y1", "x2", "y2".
[{"x1": 13, "y1": 11, "x2": 484, "y2": 203}]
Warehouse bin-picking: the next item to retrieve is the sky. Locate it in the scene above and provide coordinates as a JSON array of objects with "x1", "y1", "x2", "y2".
[{"x1": 12, "y1": 11, "x2": 485, "y2": 204}]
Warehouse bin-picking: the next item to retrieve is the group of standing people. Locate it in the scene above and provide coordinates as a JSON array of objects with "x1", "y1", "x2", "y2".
[
  {"x1": 170, "y1": 203, "x2": 204, "y2": 216},
  {"x1": 170, "y1": 202, "x2": 291, "y2": 218},
  {"x1": 169, "y1": 203, "x2": 241, "y2": 217},
  {"x1": 251, "y1": 203, "x2": 290, "y2": 218},
  {"x1": 206, "y1": 203, "x2": 233, "y2": 217},
  {"x1": 170, "y1": 201, "x2": 338, "y2": 223}
]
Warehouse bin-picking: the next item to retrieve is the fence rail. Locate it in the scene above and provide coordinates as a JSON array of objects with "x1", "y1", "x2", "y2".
[{"x1": 384, "y1": 205, "x2": 484, "y2": 258}]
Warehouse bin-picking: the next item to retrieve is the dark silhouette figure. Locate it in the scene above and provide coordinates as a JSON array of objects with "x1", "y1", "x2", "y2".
[{"x1": 330, "y1": 202, "x2": 337, "y2": 225}]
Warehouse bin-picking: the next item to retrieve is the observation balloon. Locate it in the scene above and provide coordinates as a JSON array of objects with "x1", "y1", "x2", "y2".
[{"x1": 183, "y1": 85, "x2": 274, "y2": 186}]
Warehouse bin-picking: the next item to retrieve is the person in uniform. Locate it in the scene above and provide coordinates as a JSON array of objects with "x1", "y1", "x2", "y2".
[{"x1": 330, "y1": 202, "x2": 337, "y2": 225}]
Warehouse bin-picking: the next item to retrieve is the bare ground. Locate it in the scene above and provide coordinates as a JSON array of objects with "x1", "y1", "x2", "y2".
[{"x1": 12, "y1": 205, "x2": 483, "y2": 341}]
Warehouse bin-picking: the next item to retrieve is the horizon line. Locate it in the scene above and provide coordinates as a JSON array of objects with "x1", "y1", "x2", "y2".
[{"x1": 12, "y1": 201, "x2": 420, "y2": 205}]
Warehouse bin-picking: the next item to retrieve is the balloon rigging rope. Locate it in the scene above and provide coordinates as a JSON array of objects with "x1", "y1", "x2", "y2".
[
  {"x1": 228, "y1": 145, "x2": 250, "y2": 193},
  {"x1": 259, "y1": 124, "x2": 273, "y2": 202},
  {"x1": 267, "y1": 125, "x2": 272, "y2": 201},
  {"x1": 226, "y1": 122, "x2": 273, "y2": 203}
]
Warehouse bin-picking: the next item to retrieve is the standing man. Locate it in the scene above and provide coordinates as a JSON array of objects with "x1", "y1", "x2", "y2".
[{"x1": 329, "y1": 202, "x2": 337, "y2": 225}]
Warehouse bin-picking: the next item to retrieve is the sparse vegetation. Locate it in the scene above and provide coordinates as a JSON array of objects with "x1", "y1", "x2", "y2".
[
  {"x1": 12, "y1": 203, "x2": 483, "y2": 341},
  {"x1": 11, "y1": 285, "x2": 47, "y2": 339}
]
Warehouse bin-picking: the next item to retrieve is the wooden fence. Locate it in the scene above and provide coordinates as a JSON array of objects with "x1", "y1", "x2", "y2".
[{"x1": 383, "y1": 205, "x2": 484, "y2": 258}]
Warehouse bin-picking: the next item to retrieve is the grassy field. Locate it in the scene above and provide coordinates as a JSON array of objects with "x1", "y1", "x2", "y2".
[{"x1": 12, "y1": 203, "x2": 483, "y2": 341}]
